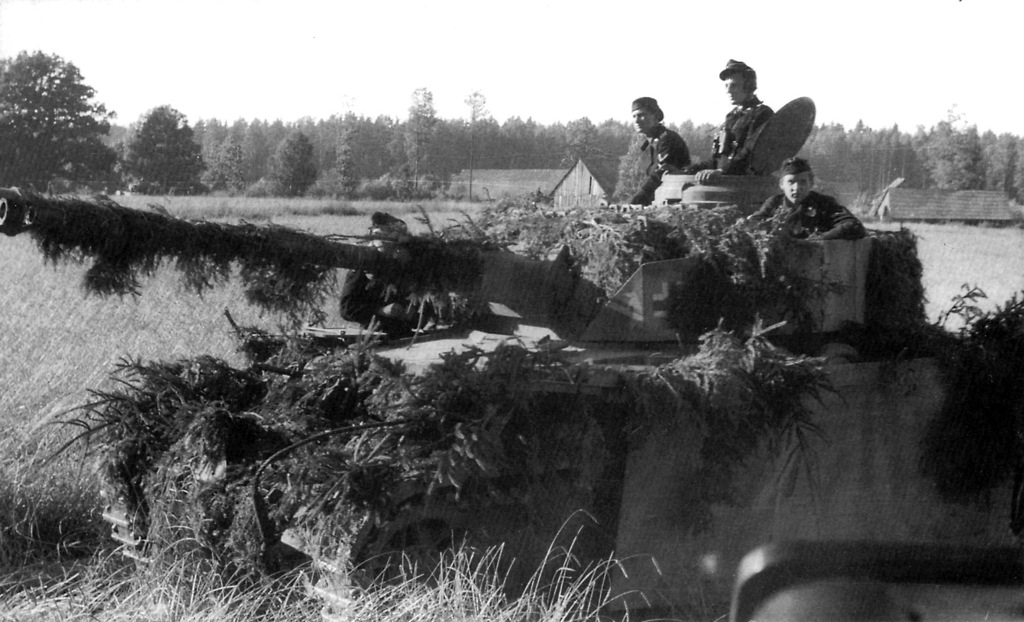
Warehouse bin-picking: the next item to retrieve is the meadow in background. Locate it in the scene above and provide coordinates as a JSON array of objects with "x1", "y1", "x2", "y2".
[{"x1": 0, "y1": 195, "x2": 1021, "y2": 619}]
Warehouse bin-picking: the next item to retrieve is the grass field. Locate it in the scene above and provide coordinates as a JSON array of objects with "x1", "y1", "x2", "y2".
[
  {"x1": 871, "y1": 222, "x2": 1024, "y2": 326},
  {"x1": 0, "y1": 196, "x2": 1022, "y2": 620}
]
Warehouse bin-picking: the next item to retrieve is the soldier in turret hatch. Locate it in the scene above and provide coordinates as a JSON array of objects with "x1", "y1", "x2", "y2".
[
  {"x1": 748, "y1": 157, "x2": 865, "y2": 240},
  {"x1": 685, "y1": 59, "x2": 774, "y2": 183},
  {"x1": 629, "y1": 97, "x2": 691, "y2": 206}
]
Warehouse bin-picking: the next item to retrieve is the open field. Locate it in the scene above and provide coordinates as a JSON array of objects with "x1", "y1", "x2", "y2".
[
  {"x1": 112, "y1": 194, "x2": 484, "y2": 232},
  {"x1": 0, "y1": 197, "x2": 1022, "y2": 619},
  {"x1": 870, "y1": 222, "x2": 1024, "y2": 326}
]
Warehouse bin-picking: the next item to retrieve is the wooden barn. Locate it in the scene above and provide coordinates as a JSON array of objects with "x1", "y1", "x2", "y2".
[
  {"x1": 870, "y1": 187, "x2": 1021, "y2": 224},
  {"x1": 550, "y1": 159, "x2": 610, "y2": 208},
  {"x1": 449, "y1": 160, "x2": 611, "y2": 207}
]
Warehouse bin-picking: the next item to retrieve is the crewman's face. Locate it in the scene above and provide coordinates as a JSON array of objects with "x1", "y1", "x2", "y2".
[
  {"x1": 724, "y1": 75, "x2": 750, "y2": 106},
  {"x1": 632, "y1": 109, "x2": 659, "y2": 135},
  {"x1": 780, "y1": 171, "x2": 814, "y2": 205}
]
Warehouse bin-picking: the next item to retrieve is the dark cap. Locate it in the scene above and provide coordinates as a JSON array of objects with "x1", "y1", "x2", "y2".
[
  {"x1": 370, "y1": 211, "x2": 408, "y2": 235},
  {"x1": 631, "y1": 97, "x2": 664, "y2": 122},
  {"x1": 719, "y1": 59, "x2": 756, "y2": 80},
  {"x1": 780, "y1": 157, "x2": 813, "y2": 176}
]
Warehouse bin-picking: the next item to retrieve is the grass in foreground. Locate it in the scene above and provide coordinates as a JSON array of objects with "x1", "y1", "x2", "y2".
[{"x1": 0, "y1": 542, "x2": 632, "y2": 622}]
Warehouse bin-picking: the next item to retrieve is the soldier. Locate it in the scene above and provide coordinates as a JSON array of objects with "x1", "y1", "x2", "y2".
[
  {"x1": 748, "y1": 157, "x2": 865, "y2": 240},
  {"x1": 687, "y1": 60, "x2": 774, "y2": 183},
  {"x1": 629, "y1": 97, "x2": 691, "y2": 206},
  {"x1": 339, "y1": 212, "x2": 433, "y2": 337}
]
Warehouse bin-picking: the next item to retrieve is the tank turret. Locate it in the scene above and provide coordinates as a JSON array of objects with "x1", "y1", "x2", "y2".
[{"x1": 653, "y1": 97, "x2": 817, "y2": 212}]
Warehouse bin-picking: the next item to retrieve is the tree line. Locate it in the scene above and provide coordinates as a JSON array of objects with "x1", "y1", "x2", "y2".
[{"x1": 2, "y1": 52, "x2": 1021, "y2": 204}]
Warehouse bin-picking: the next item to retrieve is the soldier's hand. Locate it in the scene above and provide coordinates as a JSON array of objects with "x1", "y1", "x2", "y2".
[
  {"x1": 695, "y1": 169, "x2": 723, "y2": 184},
  {"x1": 379, "y1": 303, "x2": 406, "y2": 318}
]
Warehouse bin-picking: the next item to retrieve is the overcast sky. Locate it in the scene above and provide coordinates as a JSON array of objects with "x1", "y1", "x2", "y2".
[{"x1": 0, "y1": 0, "x2": 1020, "y2": 135}]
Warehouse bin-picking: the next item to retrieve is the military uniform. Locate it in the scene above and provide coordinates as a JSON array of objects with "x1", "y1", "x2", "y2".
[
  {"x1": 630, "y1": 123, "x2": 691, "y2": 205},
  {"x1": 338, "y1": 213, "x2": 433, "y2": 337},
  {"x1": 688, "y1": 96, "x2": 774, "y2": 176},
  {"x1": 750, "y1": 191, "x2": 866, "y2": 240},
  {"x1": 687, "y1": 59, "x2": 775, "y2": 176}
]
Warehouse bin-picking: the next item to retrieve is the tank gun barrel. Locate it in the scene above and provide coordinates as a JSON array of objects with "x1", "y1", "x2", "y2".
[
  {"x1": 0, "y1": 187, "x2": 390, "y2": 274},
  {"x1": 0, "y1": 188, "x2": 603, "y2": 333}
]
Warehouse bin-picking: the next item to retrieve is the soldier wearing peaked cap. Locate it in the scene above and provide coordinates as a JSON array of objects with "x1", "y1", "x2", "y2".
[
  {"x1": 686, "y1": 59, "x2": 774, "y2": 183},
  {"x1": 629, "y1": 97, "x2": 691, "y2": 206}
]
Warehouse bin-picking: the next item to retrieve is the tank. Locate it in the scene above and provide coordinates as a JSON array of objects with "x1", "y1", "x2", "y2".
[{"x1": 0, "y1": 99, "x2": 1018, "y2": 621}]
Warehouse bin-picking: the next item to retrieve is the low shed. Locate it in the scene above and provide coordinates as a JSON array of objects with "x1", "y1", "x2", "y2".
[{"x1": 871, "y1": 188, "x2": 1020, "y2": 223}]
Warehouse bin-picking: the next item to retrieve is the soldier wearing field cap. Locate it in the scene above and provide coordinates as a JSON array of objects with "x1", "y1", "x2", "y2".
[
  {"x1": 686, "y1": 60, "x2": 774, "y2": 183},
  {"x1": 749, "y1": 157, "x2": 865, "y2": 240},
  {"x1": 629, "y1": 96, "x2": 691, "y2": 205},
  {"x1": 339, "y1": 212, "x2": 434, "y2": 338}
]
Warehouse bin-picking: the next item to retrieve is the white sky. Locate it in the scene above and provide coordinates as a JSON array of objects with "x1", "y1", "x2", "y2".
[{"x1": 0, "y1": 0, "x2": 1021, "y2": 135}]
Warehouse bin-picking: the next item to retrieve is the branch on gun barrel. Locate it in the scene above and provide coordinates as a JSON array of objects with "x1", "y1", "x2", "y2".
[{"x1": 0, "y1": 188, "x2": 488, "y2": 318}]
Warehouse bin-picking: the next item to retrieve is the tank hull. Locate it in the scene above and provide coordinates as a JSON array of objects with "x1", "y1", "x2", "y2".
[{"x1": 606, "y1": 356, "x2": 1014, "y2": 617}]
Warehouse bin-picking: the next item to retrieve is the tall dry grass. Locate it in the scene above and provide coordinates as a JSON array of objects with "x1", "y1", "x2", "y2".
[{"x1": 0, "y1": 540, "x2": 627, "y2": 621}]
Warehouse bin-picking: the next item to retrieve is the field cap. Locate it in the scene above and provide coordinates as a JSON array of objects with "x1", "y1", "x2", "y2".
[
  {"x1": 370, "y1": 211, "x2": 408, "y2": 236},
  {"x1": 780, "y1": 157, "x2": 813, "y2": 176},
  {"x1": 631, "y1": 97, "x2": 664, "y2": 122},
  {"x1": 719, "y1": 59, "x2": 755, "y2": 80}
]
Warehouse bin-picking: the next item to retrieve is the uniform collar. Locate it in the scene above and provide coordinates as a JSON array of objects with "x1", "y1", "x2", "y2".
[
  {"x1": 640, "y1": 123, "x2": 667, "y2": 149},
  {"x1": 733, "y1": 95, "x2": 762, "y2": 112}
]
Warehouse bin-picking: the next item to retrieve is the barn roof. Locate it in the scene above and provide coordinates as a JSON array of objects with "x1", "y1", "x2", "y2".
[
  {"x1": 877, "y1": 188, "x2": 1019, "y2": 222},
  {"x1": 450, "y1": 168, "x2": 567, "y2": 197}
]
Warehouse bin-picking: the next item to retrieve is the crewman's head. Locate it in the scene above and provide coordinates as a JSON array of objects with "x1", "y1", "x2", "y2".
[
  {"x1": 719, "y1": 59, "x2": 758, "y2": 105},
  {"x1": 778, "y1": 157, "x2": 815, "y2": 205},
  {"x1": 369, "y1": 211, "x2": 408, "y2": 238},
  {"x1": 631, "y1": 97, "x2": 663, "y2": 136}
]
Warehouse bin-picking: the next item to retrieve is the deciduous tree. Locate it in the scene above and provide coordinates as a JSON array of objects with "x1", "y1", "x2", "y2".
[
  {"x1": 203, "y1": 137, "x2": 246, "y2": 193},
  {"x1": 981, "y1": 131, "x2": 1018, "y2": 199},
  {"x1": 918, "y1": 110, "x2": 984, "y2": 190},
  {"x1": 122, "y1": 106, "x2": 204, "y2": 193},
  {"x1": 0, "y1": 51, "x2": 116, "y2": 188}
]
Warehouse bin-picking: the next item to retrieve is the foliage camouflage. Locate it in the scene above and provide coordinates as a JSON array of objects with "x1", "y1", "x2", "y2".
[
  {"x1": 8, "y1": 190, "x2": 489, "y2": 324},
  {"x1": 38, "y1": 189, "x2": 1024, "y2": 588},
  {"x1": 12, "y1": 191, "x2": 860, "y2": 338},
  {"x1": 461, "y1": 199, "x2": 842, "y2": 336},
  {"x1": 920, "y1": 289, "x2": 1024, "y2": 514},
  {"x1": 71, "y1": 320, "x2": 832, "y2": 586}
]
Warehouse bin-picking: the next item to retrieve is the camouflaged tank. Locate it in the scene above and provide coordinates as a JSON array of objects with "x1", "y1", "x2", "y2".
[{"x1": 1, "y1": 95, "x2": 1017, "y2": 621}]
